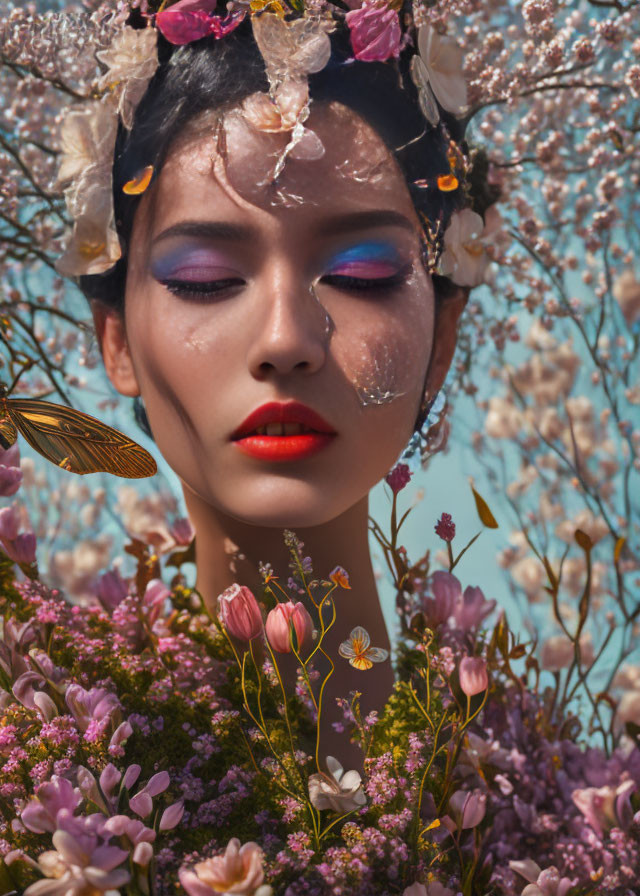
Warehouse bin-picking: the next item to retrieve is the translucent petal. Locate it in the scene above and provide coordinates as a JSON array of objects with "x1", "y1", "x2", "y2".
[
  {"x1": 349, "y1": 625, "x2": 371, "y2": 652},
  {"x1": 410, "y1": 56, "x2": 439, "y2": 127},
  {"x1": 364, "y1": 647, "x2": 389, "y2": 664},
  {"x1": 252, "y1": 15, "x2": 332, "y2": 86}
]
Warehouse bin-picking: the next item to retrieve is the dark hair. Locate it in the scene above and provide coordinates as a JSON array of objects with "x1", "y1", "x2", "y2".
[
  {"x1": 76, "y1": 12, "x2": 493, "y2": 439},
  {"x1": 79, "y1": 13, "x2": 472, "y2": 310}
]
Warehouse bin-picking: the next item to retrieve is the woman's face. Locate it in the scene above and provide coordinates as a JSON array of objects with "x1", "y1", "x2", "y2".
[{"x1": 116, "y1": 101, "x2": 437, "y2": 528}]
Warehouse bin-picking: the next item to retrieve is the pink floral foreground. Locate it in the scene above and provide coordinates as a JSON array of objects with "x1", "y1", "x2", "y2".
[{"x1": 0, "y1": 469, "x2": 638, "y2": 895}]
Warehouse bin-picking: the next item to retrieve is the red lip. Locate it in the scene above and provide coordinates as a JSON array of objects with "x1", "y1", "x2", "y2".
[{"x1": 231, "y1": 401, "x2": 337, "y2": 462}]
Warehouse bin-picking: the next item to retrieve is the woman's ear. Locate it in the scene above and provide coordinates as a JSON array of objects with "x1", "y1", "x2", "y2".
[
  {"x1": 90, "y1": 300, "x2": 141, "y2": 398},
  {"x1": 422, "y1": 282, "x2": 470, "y2": 400}
]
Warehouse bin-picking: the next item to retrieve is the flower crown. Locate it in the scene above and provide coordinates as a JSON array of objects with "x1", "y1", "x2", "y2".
[{"x1": 54, "y1": 0, "x2": 494, "y2": 288}]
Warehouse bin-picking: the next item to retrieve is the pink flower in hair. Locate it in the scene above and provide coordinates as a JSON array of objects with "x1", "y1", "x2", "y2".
[
  {"x1": 346, "y1": 0, "x2": 403, "y2": 62},
  {"x1": 156, "y1": 0, "x2": 245, "y2": 45}
]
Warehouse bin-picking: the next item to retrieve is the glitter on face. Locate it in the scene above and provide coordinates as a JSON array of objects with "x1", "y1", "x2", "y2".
[
  {"x1": 352, "y1": 341, "x2": 408, "y2": 408},
  {"x1": 338, "y1": 261, "x2": 428, "y2": 410}
]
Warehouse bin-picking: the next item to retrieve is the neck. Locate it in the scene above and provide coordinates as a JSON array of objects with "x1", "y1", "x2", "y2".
[{"x1": 183, "y1": 487, "x2": 396, "y2": 772}]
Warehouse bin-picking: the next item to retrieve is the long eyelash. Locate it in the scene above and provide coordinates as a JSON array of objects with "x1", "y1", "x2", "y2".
[
  {"x1": 161, "y1": 269, "x2": 409, "y2": 299},
  {"x1": 161, "y1": 278, "x2": 244, "y2": 298},
  {"x1": 321, "y1": 272, "x2": 409, "y2": 292}
]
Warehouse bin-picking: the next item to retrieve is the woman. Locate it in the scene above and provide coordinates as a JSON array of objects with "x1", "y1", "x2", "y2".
[{"x1": 60, "y1": 7, "x2": 493, "y2": 769}]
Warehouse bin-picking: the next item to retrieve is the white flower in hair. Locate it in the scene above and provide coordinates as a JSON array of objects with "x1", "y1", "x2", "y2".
[
  {"x1": 251, "y1": 14, "x2": 334, "y2": 87},
  {"x1": 96, "y1": 25, "x2": 159, "y2": 129},
  {"x1": 54, "y1": 100, "x2": 118, "y2": 190},
  {"x1": 410, "y1": 24, "x2": 468, "y2": 126},
  {"x1": 249, "y1": 14, "x2": 335, "y2": 174},
  {"x1": 55, "y1": 182, "x2": 121, "y2": 278},
  {"x1": 439, "y1": 206, "x2": 502, "y2": 288}
]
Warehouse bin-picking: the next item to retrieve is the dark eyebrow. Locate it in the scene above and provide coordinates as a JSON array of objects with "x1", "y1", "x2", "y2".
[
  {"x1": 152, "y1": 210, "x2": 416, "y2": 246},
  {"x1": 314, "y1": 210, "x2": 417, "y2": 237},
  {"x1": 152, "y1": 220, "x2": 255, "y2": 245}
]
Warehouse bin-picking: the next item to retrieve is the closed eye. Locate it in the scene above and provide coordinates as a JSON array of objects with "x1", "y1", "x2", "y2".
[
  {"x1": 320, "y1": 271, "x2": 409, "y2": 292},
  {"x1": 160, "y1": 266, "x2": 411, "y2": 300},
  {"x1": 160, "y1": 277, "x2": 245, "y2": 299}
]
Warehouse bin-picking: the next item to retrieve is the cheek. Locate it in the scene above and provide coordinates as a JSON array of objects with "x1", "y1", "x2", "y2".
[
  {"x1": 124, "y1": 295, "x2": 230, "y2": 432},
  {"x1": 331, "y1": 283, "x2": 433, "y2": 412}
]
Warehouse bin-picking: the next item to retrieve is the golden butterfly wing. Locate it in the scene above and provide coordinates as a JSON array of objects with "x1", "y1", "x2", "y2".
[
  {"x1": 349, "y1": 654, "x2": 374, "y2": 671},
  {"x1": 7, "y1": 398, "x2": 156, "y2": 478}
]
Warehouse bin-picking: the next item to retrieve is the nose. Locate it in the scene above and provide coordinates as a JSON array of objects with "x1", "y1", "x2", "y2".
[{"x1": 246, "y1": 263, "x2": 331, "y2": 380}]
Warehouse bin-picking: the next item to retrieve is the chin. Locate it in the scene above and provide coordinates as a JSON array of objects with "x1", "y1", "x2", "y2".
[{"x1": 223, "y1": 490, "x2": 362, "y2": 531}]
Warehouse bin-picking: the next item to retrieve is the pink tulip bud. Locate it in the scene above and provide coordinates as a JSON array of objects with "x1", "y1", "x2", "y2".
[
  {"x1": 159, "y1": 799, "x2": 185, "y2": 831},
  {"x1": 0, "y1": 465, "x2": 22, "y2": 497},
  {"x1": 96, "y1": 569, "x2": 129, "y2": 612},
  {"x1": 0, "y1": 505, "x2": 20, "y2": 542},
  {"x1": 459, "y1": 656, "x2": 489, "y2": 697},
  {"x1": 217, "y1": 584, "x2": 263, "y2": 642},
  {"x1": 133, "y1": 841, "x2": 154, "y2": 867},
  {"x1": 265, "y1": 601, "x2": 314, "y2": 654},
  {"x1": 444, "y1": 789, "x2": 487, "y2": 831},
  {"x1": 6, "y1": 532, "x2": 36, "y2": 566},
  {"x1": 123, "y1": 764, "x2": 141, "y2": 790},
  {"x1": 169, "y1": 516, "x2": 195, "y2": 545}
]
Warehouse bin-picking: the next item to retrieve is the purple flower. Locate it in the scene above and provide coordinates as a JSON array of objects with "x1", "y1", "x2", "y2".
[
  {"x1": 0, "y1": 505, "x2": 36, "y2": 565},
  {"x1": 442, "y1": 789, "x2": 487, "y2": 832},
  {"x1": 159, "y1": 799, "x2": 185, "y2": 832},
  {"x1": 5, "y1": 532, "x2": 36, "y2": 565},
  {"x1": 22, "y1": 809, "x2": 131, "y2": 896},
  {"x1": 0, "y1": 442, "x2": 22, "y2": 496},
  {"x1": 64, "y1": 683, "x2": 122, "y2": 736},
  {"x1": 385, "y1": 463, "x2": 412, "y2": 494},
  {"x1": 572, "y1": 779, "x2": 636, "y2": 835},
  {"x1": 453, "y1": 585, "x2": 496, "y2": 632},
  {"x1": 434, "y1": 512, "x2": 456, "y2": 542},
  {"x1": 422, "y1": 570, "x2": 461, "y2": 628},
  {"x1": 169, "y1": 515, "x2": 195, "y2": 545},
  {"x1": 96, "y1": 568, "x2": 129, "y2": 612},
  {"x1": 128, "y1": 771, "x2": 171, "y2": 818},
  {"x1": 0, "y1": 504, "x2": 20, "y2": 541},
  {"x1": 346, "y1": 0, "x2": 402, "y2": 62},
  {"x1": 20, "y1": 775, "x2": 82, "y2": 834}
]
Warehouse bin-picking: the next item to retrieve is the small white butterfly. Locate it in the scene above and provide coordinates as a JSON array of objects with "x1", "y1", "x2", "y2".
[{"x1": 338, "y1": 626, "x2": 389, "y2": 671}]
